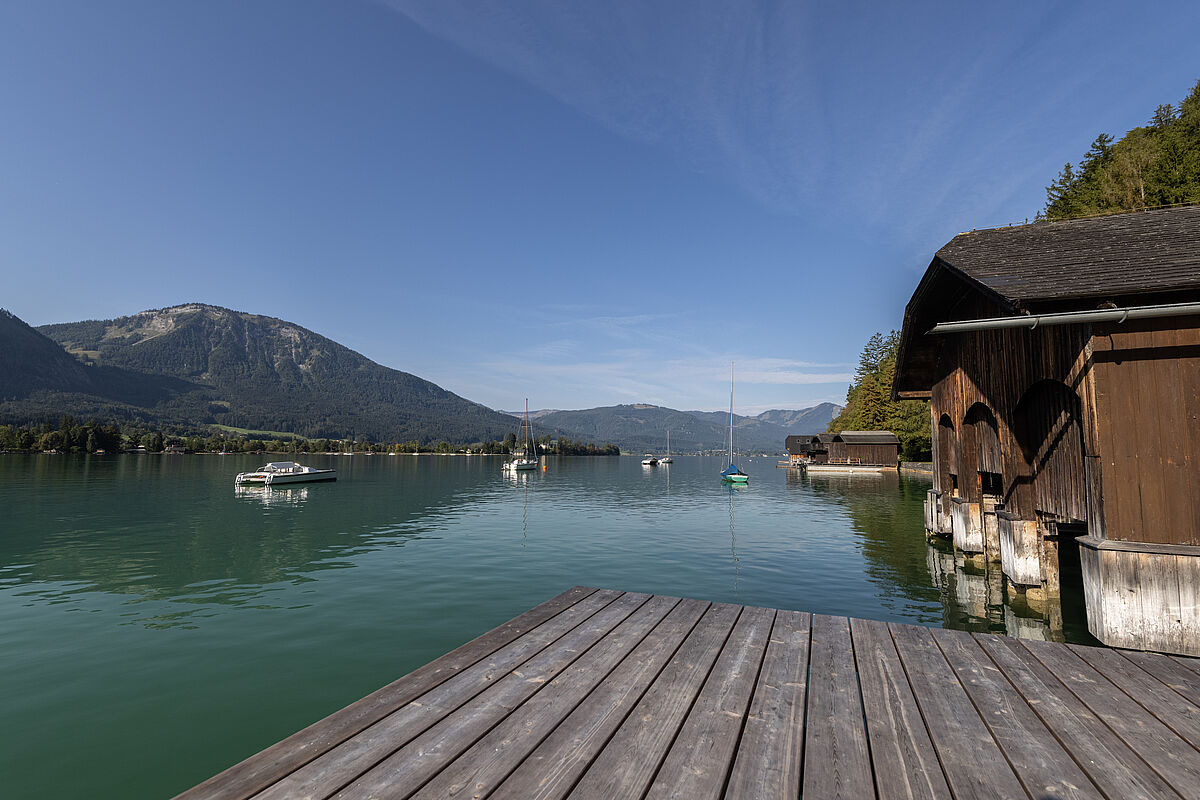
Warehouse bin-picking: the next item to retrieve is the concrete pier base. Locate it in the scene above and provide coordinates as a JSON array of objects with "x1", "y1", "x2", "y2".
[
  {"x1": 998, "y1": 512, "x2": 1041, "y2": 587},
  {"x1": 950, "y1": 497, "x2": 984, "y2": 554},
  {"x1": 1078, "y1": 535, "x2": 1200, "y2": 657}
]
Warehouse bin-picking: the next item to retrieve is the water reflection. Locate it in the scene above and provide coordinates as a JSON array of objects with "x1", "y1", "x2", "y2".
[
  {"x1": 728, "y1": 483, "x2": 742, "y2": 592},
  {"x1": 788, "y1": 466, "x2": 1086, "y2": 643},
  {"x1": 234, "y1": 485, "x2": 310, "y2": 507}
]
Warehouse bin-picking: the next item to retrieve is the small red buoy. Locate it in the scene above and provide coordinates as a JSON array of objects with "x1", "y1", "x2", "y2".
[{"x1": 542, "y1": 464, "x2": 547, "y2": 472}]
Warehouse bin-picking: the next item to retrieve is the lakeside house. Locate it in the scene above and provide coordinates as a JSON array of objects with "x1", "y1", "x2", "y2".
[
  {"x1": 893, "y1": 204, "x2": 1200, "y2": 655},
  {"x1": 827, "y1": 431, "x2": 900, "y2": 468}
]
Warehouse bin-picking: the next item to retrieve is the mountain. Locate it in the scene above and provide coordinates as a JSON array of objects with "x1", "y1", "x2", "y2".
[
  {"x1": 532, "y1": 402, "x2": 841, "y2": 454},
  {"x1": 755, "y1": 404, "x2": 841, "y2": 433},
  {"x1": 4, "y1": 304, "x2": 523, "y2": 443},
  {"x1": 0, "y1": 309, "x2": 97, "y2": 397}
]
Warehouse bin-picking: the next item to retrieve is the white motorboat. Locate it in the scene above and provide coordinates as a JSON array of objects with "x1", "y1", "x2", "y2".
[
  {"x1": 641, "y1": 455, "x2": 658, "y2": 466},
  {"x1": 234, "y1": 461, "x2": 337, "y2": 485}
]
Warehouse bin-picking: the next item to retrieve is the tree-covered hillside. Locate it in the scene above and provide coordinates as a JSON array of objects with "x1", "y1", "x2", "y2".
[
  {"x1": 3, "y1": 304, "x2": 529, "y2": 444},
  {"x1": 1044, "y1": 79, "x2": 1200, "y2": 220},
  {"x1": 828, "y1": 331, "x2": 930, "y2": 461}
]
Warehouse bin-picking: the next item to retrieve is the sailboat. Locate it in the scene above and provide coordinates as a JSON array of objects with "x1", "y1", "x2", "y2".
[
  {"x1": 503, "y1": 400, "x2": 539, "y2": 471},
  {"x1": 720, "y1": 363, "x2": 748, "y2": 483},
  {"x1": 660, "y1": 430, "x2": 673, "y2": 464}
]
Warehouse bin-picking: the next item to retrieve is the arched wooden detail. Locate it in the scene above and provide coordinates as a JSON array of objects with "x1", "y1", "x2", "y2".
[
  {"x1": 936, "y1": 414, "x2": 957, "y2": 504},
  {"x1": 1012, "y1": 380, "x2": 1087, "y2": 523},
  {"x1": 964, "y1": 403, "x2": 1002, "y2": 500}
]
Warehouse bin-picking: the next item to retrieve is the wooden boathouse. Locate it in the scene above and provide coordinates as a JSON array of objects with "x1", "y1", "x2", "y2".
[
  {"x1": 894, "y1": 204, "x2": 1200, "y2": 656},
  {"x1": 783, "y1": 434, "x2": 812, "y2": 465},
  {"x1": 828, "y1": 430, "x2": 901, "y2": 467},
  {"x1": 176, "y1": 587, "x2": 1200, "y2": 800}
]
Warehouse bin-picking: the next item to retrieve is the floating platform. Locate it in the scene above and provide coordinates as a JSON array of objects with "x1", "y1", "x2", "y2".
[{"x1": 176, "y1": 586, "x2": 1200, "y2": 800}]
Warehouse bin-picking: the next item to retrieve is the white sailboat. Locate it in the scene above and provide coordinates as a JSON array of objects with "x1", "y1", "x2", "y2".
[
  {"x1": 660, "y1": 430, "x2": 673, "y2": 464},
  {"x1": 720, "y1": 363, "x2": 748, "y2": 483},
  {"x1": 503, "y1": 400, "x2": 539, "y2": 472}
]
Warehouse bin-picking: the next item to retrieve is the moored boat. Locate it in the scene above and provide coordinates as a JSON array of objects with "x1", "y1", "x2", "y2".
[
  {"x1": 720, "y1": 363, "x2": 749, "y2": 484},
  {"x1": 504, "y1": 400, "x2": 540, "y2": 472},
  {"x1": 234, "y1": 461, "x2": 337, "y2": 485}
]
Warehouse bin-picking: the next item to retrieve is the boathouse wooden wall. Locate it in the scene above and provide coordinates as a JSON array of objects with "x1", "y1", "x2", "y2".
[
  {"x1": 828, "y1": 441, "x2": 900, "y2": 466},
  {"x1": 1091, "y1": 317, "x2": 1200, "y2": 545},
  {"x1": 928, "y1": 294, "x2": 1095, "y2": 525}
]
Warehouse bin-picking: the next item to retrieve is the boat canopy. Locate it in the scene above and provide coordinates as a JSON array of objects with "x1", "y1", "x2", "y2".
[
  {"x1": 720, "y1": 463, "x2": 746, "y2": 477},
  {"x1": 265, "y1": 462, "x2": 302, "y2": 470}
]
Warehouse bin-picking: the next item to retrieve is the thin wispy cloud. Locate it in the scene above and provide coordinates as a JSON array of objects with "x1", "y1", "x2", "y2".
[{"x1": 378, "y1": 0, "x2": 1080, "y2": 236}]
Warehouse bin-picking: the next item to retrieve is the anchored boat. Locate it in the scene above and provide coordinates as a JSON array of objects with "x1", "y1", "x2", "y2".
[
  {"x1": 503, "y1": 400, "x2": 540, "y2": 472},
  {"x1": 234, "y1": 461, "x2": 337, "y2": 486},
  {"x1": 720, "y1": 363, "x2": 748, "y2": 484}
]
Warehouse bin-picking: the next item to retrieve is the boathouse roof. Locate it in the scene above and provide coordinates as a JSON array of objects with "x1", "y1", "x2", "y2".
[
  {"x1": 833, "y1": 431, "x2": 900, "y2": 445},
  {"x1": 785, "y1": 435, "x2": 813, "y2": 454},
  {"x1": 935, "y1": 204, "x2": 1200, "y2": 306},
  {"x1": 892, "y1": 205, "x2": 1200, "y2": 398}
]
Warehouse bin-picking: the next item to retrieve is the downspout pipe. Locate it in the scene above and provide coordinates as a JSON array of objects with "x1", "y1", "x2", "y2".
[{"x1": 927, "y1": 301, "x2": 1200, "y2": 335}]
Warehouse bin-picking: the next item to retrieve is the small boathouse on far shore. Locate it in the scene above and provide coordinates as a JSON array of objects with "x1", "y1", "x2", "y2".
[{"x1": 894, "y1": 204, "x2": 1200, "y2": 656}]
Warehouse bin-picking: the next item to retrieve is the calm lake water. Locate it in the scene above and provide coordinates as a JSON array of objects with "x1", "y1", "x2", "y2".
[{"x1": 0, "y1": 453, "x2": 1095, "y2": 798}]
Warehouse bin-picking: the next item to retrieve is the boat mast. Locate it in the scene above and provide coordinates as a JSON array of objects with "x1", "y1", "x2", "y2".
[{"x1": 728, "y1": 362, "x2": 734, "y2": 463}]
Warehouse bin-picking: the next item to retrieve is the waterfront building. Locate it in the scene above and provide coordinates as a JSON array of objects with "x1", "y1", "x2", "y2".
[{"x1": 893, "y1": 204, "x2": 1200, "y2": 655}]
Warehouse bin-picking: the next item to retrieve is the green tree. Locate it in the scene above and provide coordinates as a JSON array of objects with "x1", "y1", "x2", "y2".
[{"x1": 829, "y1": 330, "x2": 931, "y2": 461}]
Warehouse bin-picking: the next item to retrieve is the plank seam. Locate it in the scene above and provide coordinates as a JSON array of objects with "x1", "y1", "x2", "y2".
[
  {"x1": 174, "y1": 586, "x2": 602, "y2": 800},
  {"x1": 846, "y1": 618, "x2": 881, "y2": 800},
  {"x1": 548, "y1": 599, "x2": 713, "y2": 800},
  {"x1": 1009, "y1": 637, "x2": 1188, "y2": 800},
  {"x1": 971, "y1": 633, "x2": 1148, "y2": 800},
  {"x1": 276, "y1": 589, "x2": 632, "y2": 800},
  {"x1": 454, "y1": 594, "x2": 686, "y2": 800},
  {"x1": 391, "y1": 592, "x2": 659, "y2": 800},
  {"x1": 886, "y1": 624, "x2": 961, "y2": 800},
  {"x1": 931, "y1": 631, "x2": 1062, "y2": 800},
  {"x1": 716, "y1": 608, "x2": 777, "y2": 800},
  {"x1": 638, "y1": 604, "x2": 746, "y2": 800},
  {"x1": 1089, "y1": 647, "x2": 1200, "y2": 757}
]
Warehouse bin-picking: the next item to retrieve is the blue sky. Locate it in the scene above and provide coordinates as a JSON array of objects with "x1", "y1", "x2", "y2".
[{"x1": 3, "y1": 1, "x2": 1198, "y2": 414}]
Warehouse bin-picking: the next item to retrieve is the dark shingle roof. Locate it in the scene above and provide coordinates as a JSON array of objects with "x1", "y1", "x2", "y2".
[
  {"x1": 935, "y1": 205, "x2": 1200, "y2": 305},
  {"x1": 834, "y1": 431, "x2": 900, "y2": 445}
]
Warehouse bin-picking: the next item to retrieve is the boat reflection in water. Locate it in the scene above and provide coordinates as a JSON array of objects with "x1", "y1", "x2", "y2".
[{"x1": 233, "y1": 485, "x2": 310, "y2": 507}]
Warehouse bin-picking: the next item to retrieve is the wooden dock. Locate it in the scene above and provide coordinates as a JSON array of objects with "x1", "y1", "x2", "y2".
[{"x1": 177, "y1": 586, "x2": 1200, "y2": 800}]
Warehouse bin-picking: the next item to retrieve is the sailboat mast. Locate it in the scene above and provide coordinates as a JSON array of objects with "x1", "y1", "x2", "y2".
[{"x1": 728, "y1": 362, "x2": 734, "y2": 461}]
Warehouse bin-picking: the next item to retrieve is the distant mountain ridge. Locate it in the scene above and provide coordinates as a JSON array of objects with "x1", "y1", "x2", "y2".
[
  {"x1": 530, "y1": 402, "x2": 840, "y2": 453},
  {"x1": 3, "y1": 304, "x2": 522, "y2": 443},
  {"x1": 4, "y1": 303, "x2": 840, "y2": 450}
]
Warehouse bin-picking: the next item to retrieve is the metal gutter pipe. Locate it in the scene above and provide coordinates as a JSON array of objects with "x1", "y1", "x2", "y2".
[{"x1": 927, "y1": 301, "x2": 1200, "y2": 335}]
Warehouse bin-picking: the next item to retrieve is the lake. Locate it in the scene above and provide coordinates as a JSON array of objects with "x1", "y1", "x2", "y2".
[{"x1": 0, "y1": 453, "x2": 1095, "y2": 798}]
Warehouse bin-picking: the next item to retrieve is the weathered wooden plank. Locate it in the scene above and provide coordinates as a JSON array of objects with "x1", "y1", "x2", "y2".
[
  {"x1": 172, "y1": 586, "x2": 600, "y2": 800},
  {"x1": 644, "y1": 605, "x2": 775, "y2": 800},
  {"x1": 1069, "y1": 645, "x2": 1200, "y2": 751},
  {"x1": 853, "y1": 619, "x2": 951, "y2": 800},
  {"x1": 975, "y1": 633, "x2": 1181, "y2": 799},
  {"x1": 930, "y1": 628, "x2": 1101, "y2": 799},
  {"x1": 723, "y1": 610, "x2": 812, "y2": 800},
  {"x1": 1119, "y1": 650, "x2": 1200, "y2": 707},
  {"x1": 486, "y1": 598, "x2": 709, "y2": 800},
  {"x1": 330, "y1": 591, "x2": 653, "y2": 799},
  {"x1": 566, "y1": 603, "x2": 743, "y2": 799},
  {"x1": 406, "y1": 594, "x2": 684, "y2": 800},
  {"x1": 248, "y1": 588, "x2": 624, "y2": 800},
  {"x1": 1169, "y1": 654, "x2": 1200, "y2": 680},
  {"x1": 1022, "y1": 638, "x2": 1200, "y2": 798},
  {"x1": 802, "y1": 615, "x2": 874, "y2": 800},
  {"x1": 471, "y1": 597, "x2": 710, "y2": 800},
  {"x1": 888, "y1": 624, "x2": 1025, "y2": 800}
]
